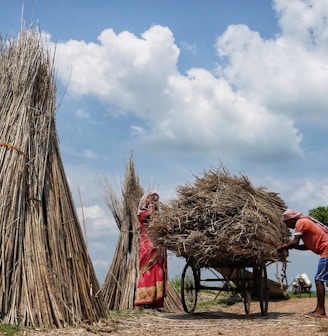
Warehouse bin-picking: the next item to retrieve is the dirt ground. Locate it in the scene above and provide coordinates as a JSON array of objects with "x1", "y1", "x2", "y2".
[{"x1": 20, "y1": 296, "x2": 328, "y2": 336}]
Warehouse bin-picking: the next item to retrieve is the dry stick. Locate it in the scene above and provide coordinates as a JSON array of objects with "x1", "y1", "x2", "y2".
[{"x1": 78, "y1": 185, "x2": 90, "y2": 291}]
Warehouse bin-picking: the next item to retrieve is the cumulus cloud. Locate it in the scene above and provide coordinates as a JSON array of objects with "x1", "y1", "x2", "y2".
[
  {"x1": 286, "y1": 178, "x2": 328, "y2": 211},
  {"x1": 216, "y1": 22, "x2": 328, "y2": 119},
  {"x1": 48, "y1": 0, "x2": 328, "y2": 162},
  {"x1": 260, "y1": 173, "x2": 328, "y2": 213},
  {"x1": 53, "y1": 25, "x2": 179, "y2": 113},
  {"x1": 273, "y1": 0, "x2": 328, "y2": 48},
  {"x1": 77, "y1": 204, "x2": 117, "y2": 238}
]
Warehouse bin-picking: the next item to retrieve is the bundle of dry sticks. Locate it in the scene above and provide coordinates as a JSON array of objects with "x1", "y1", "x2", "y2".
[
  {"x1": 148, "y1": 167, "x2": 290, "y2": 267},
  {"x1": 0, "y1": 29, "x2": 104, "y2": 328}
]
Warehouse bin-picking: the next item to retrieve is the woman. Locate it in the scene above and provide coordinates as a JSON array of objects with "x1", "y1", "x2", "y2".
[{"x1": 135, "y1": 191, "x2": 167, "y2": 309}]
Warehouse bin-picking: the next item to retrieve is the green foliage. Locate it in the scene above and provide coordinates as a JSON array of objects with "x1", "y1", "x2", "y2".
[
  {"x1": 170, "y1": 277, "x2": 181, "y2": 292},
  {"x1": 0, "y1": 323, "x2": 21, "y2": 335},
  {"x1": 106, "y1": 309, "x2": 153, "y2": 319},
  {"x1": 308, "y1": 206, "x2": 328, "y2": 226}
]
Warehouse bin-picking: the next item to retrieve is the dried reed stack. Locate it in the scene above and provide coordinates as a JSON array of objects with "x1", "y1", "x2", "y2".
[
  {"x1": 148, "y1": 166, "x2": 290, "y2": 268},
  {"x1": 101, "y1": 154, "x2": 182, "y2": 311},
  {"x1": 0, "y1": 29, "x2": 105, "y2": 328},
  {"x1": 100, "y1": 155, "x2": 143, "y2": 310}
]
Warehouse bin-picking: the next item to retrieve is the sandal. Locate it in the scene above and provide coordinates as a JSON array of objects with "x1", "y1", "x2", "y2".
[{"x1": 304, "y1": 312, "x2": 327, "y2": 319}]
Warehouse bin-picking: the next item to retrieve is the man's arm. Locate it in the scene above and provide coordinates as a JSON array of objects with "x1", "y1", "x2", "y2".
[
  {"x1": 277, "y1": 235, "x2": 308, "y2": 252},
  {"x1": 294, "y1": 243, "x2": 309, "y2": 250}
]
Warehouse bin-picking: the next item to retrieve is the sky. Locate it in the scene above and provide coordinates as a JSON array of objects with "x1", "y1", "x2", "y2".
[{"x1": 1, "y1": 0, "x2": 328, "y2": 290}]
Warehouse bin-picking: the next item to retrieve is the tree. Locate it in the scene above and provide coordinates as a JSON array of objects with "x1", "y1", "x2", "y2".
[{"x1": 308, "y1": 206, "x2": 328, "y2": 226}]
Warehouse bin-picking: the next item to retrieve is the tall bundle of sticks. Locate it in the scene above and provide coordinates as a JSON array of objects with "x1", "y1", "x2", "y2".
[
  {"x1": 148, "y1": 166, "x2": 290, "y2": 267},
  {"x1": 101, "y1": 154, "x2": 182, "y2": 311},
  {"x1": 0, "y1": 29, "x2": 105, "y2": 328},
  {"x1": 100, "y1": 155, "x2": 143, "y2": 310}
]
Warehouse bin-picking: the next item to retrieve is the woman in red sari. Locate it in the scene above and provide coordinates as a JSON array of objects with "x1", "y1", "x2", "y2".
[{"x1": 135, "y1": 191, "x2": 167, "y2": 309}]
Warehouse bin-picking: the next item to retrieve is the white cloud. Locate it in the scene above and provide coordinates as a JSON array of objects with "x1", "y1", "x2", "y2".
[
  {"x1": 82, "y1": 149, "x2": 97, "y2": 159},
  {"x1": 60, "y1": 143, "x2": 98, "y2": 160},
  {"x1": 44, "y1": 0, "x2": 328, "y2": 184},
  {"x1": 76, "y1": 109, "x2": 90, "y2": 119},
  {"x1": 47, "y1": 1, "x2": 328, "y2": 163},
  {"x1": 53, "y1": 25, "x2": 179, "y2": 112},
  {"x1": 287, "y1": 178, "x2": 328, "y2": 211},
  {"x1": 180, "y1": 41, "x2": 197, "y2": 54},
  {"x1": 260, "y1": 174, "x2": 328, "y2": 213},
  {"x1": 92, "y1": 257, "x2": 111, "y2": 268},
  {"x1": 273, "y1": 0, "x2": 328, "y2": 49},
  {"x1": 77, "y1": 204, "x2": 118, "y2": 238},
  {"x1": 80, "y1": 204, "x2": 105, "y2": 219},
  {"x1": 216, "y1": 23, "x2": 328, "y2": 119}
]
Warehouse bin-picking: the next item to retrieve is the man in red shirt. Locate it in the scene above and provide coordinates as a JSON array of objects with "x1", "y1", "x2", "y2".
[{"x1": 277, "y1": 209, "x2": 328, "y2": 319}]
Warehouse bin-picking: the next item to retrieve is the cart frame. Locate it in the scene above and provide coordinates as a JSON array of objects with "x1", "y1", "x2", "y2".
[{"x1": 180, "y1": 256, "x2": 269, "y2": 316}]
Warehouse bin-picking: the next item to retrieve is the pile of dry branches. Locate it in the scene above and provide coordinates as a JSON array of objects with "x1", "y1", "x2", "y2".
[
  {"x1": 148, "y1": 167, "x2": 290, "y2": 268},
  {"x1": 0, "y1": 29, "x2": 104, "y2": 328}
]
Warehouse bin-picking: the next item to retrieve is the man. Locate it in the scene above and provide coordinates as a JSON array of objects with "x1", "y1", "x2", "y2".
[{"x1": 277, "y1": 209, "x2": 328, "y2": 319}]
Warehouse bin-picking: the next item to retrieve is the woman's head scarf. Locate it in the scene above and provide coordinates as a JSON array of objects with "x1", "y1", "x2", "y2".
[{"x1": 137, "y1": 191, "x2": 159, "y2": 215}]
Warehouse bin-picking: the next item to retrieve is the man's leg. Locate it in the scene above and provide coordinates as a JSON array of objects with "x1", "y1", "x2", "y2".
[{"x1": 314, "y1": 279, "x2": 326, "y2": 316}]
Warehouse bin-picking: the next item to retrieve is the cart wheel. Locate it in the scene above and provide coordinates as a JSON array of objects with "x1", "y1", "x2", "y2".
[
  {"x1": 237, "y1": 268, "x2": 251, "y2": 315},
  {"x1": 257, "y1": 264, "x2": 269, "y2": 316},
  {"x1": 243, "y1": 291, "x2": 251, "y2": 315},
  {"x1": 295, "y1": 284, "x2": 302, "y2": 298},
  {"x1": 181, "y1": 259, "x2": 199, "y2": 313}
]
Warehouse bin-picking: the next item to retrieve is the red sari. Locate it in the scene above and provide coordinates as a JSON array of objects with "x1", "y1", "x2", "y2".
[{"x1": 135, "y1": 210, "x2": 167, "y2": 308}]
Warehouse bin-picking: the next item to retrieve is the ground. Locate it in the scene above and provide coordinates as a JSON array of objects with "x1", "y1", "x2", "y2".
[{"x1": 20, "y1": 296, "x2": 328, "y2": 336}]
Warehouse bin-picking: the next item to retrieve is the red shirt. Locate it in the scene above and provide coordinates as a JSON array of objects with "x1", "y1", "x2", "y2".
[{"x1": 295, "y1": 218, "x2": 328, "y2": 257}]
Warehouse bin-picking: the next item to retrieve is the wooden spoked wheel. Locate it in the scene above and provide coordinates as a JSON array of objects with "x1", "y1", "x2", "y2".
[
  {"x1": 256, "y1": 264, "x2": 269, "y2": 316},
  {"x1": 243, "y1": 291, "x2": 251, "y2": 315},
  {"x1": 237, "y1": 268, "x2": 251, "y2": 315},
  {"x1": 181, "y1": 259, "x2": 199, "y2": 313}
]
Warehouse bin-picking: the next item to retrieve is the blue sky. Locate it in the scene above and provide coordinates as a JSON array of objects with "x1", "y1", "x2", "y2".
[{"x1": 1, "y1": 0, "x2": 328, "y2": 289}]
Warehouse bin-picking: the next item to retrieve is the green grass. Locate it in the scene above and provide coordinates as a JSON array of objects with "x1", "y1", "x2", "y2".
[
  {"x1": 0, "y1": 323, "x2": 21, "y2": 335},
  {"x1": 106, "y1": 307, "x2": 161, "y2": 319},
  {"x1": 170, "y1": 277, "x2": 181, "y2": 292},
  {"x1": 287, "y1": 290, "x2": 314, "y2": 299}
]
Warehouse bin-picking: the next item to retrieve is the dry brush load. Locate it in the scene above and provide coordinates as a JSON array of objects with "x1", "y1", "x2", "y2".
[
  {"x1": 148, "y1": 167, "x2": 290, "y2": 268},
  {"x1": 0, "y1": 29, "x2": 105, "y2": 328}
]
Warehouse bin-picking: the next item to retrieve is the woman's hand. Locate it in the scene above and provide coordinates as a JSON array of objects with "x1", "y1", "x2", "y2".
[{"x1": 148, "y1": 204, "x2": 156, "y2": 215}]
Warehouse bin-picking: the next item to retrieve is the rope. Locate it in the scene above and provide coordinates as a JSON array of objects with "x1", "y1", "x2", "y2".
[{"x1": 0, "y1": 143, "x2": 26, "y2": 156}]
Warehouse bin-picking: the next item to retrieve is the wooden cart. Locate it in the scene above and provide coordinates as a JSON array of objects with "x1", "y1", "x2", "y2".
[{"x1": 180, "y1": 256, "x2": 269, "y2": 316}]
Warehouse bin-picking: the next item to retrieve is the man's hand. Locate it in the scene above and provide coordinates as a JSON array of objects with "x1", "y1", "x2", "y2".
[{"x1": 277, "y1": 245, "x2": 286, "y2": 253}]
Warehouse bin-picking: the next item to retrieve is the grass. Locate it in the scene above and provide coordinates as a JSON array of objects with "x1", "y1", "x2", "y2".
[
  {"x1": 0, "y1": 323, "x2": 21, "y2": 335},
  {"x1": 170, "y1": 277, "x2": 181, "y2": 292},
  {"x1": 288, "y1": 292, "x2": 312, "y2": 299},
  {"x1": 106, "y1": 308, "x2": 157, "y2": 318}
]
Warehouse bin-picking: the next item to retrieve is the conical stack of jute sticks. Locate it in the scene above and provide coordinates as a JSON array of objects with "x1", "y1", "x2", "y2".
[{"x1": 0, "y1": 29, "x2": 105, "y2": 328}]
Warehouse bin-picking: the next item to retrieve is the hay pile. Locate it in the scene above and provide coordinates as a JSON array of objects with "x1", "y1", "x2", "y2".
[
  {"x1": 148, "y1": 167, "x2": 290, "y2": 268},
  {"x1": 0, "y1": 29, "x2": 105, "y2": 327}
]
